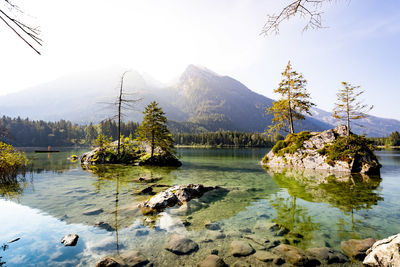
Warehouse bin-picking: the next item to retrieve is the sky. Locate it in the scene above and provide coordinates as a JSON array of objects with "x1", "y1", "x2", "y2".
[{"x1": 1, "y1": 0, "x2": 400, "y2": 119}]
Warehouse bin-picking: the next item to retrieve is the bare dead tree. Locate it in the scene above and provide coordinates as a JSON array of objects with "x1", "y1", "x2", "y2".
[
  {"x1": 0, "y1": 0, "x2": 42, "y2": 54},
  {"x1": 100, "y1": 71, "x2": 142, "y2": 155},
  {"x1": 261, "y1": 0, "x2": 340, "y2": 36}
]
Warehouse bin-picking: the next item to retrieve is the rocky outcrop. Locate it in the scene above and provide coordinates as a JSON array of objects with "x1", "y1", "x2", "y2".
[
  {"x1": 363, "y1": 234, "x2": 400, "y2": 267},
  {"x1": 262, "y1": 125, "x2": 381, "y2": 174},
  {"x1": 80, "y1": 140, "x2": 181, "y2": 167},
  {"x1": 138, "y1": 184, "x2": 222, "y2": 214}
]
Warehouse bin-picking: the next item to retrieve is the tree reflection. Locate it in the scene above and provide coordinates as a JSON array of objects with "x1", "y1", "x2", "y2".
[
  {"x1": 266, "y1": 167, "x2": 383, "y2": 242},
  {"x1": 269, "y1": 194, "x2": 320, "y2": 248}
]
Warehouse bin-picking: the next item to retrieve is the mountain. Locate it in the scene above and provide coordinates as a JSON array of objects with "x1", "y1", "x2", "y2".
[
  {"x1": 310, "y1": 108, "x2": 400, "y2": 137},
  {"x1": 0, "y1": 65, "x2": 398, "y2": 136}
]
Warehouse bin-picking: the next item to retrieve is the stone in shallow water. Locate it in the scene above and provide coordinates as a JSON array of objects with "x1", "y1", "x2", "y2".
[
  {"x1": 121, "y1": 250, "x2": 150, "y2": 266},
  {"x1": 82, "y1": 208, "x2": 104, "y2": 216},
  {"x1": 363, "y1": 234, "x2": 400, "y2": 267},
  {"x1": 254, "y1": 251, "x2": 281, "y2": 262},
  {"x1": 61, "y1": 234, "x2": 79, "y2": 246},
  {"x1": 341, "y1": 238, "x2": 376, "y2": 260},
  {"x1": 205, "y1": 222, "x2": 221, "y2": 231},
  {"x1": 232, "y1": 260, "x2": 250, "y2": 267},
  {"x1": 274, "y1": 244, "x2": 318, "y2": 266},
  {"x1": 197, "y1": 255, "x2": 228, "y2": 267},
  {"x1": 95, "y1": 257, "x2": 122, "y2": 267},
  {"x1": 230, "y1": 240, "x2": 255, "y2": 257},
  {"x1": 306, "y1": 247, "x2": 348, "y2": 264},
  {"x1": 133, "y1": 228, "x2": 149, "y2": 237},
  {"x1": 94, "y1": 222, "x2": 115, "y2": 232},
  {"x1": 165, "y1": 234, "x2": 199, "y2": 255}
]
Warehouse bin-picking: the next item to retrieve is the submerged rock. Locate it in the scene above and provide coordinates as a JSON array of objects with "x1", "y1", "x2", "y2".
[
  {"x1": 95, "y1": 251, "x2": 150, "y2": 267},
  {"x1": 306, "y1": 247, "x2": 348, "y2": 264},
  {"x1": 230, "y1": 241, "x2": 255, "y2": 257},
  {"x1": 94, "y1": 222, "x2": 115, "y2": 232},
  {"x1": 254, "y1": 251, "x2": 284, "y2": 264},
  {"x1": 95, "y1": 257, "x2": 122, "y2": 267},
  {"x1": 262, "y1": 125, "x2": 381, "y2": 174},
  {"x1": 363, "y1": 234, "x2": 400, "y2": 267},
  {"x1": 273, "y1": 244, "x2": 319, "y2": 266},
  {"x1": 341, "y1": 237, "x2": 376, "y2": 260},
  {"x1": 61, "y1": 234, "x2": 79, "y2": 246},
  {"x1": 138, "y1": 184, "x2": 223, "y2": 214},
  {"x1": 121, "y1": 250, "x2": 150, "y2": 266},
  {"x1": 165, "y1": 234, "x2": 199, "y2": 255},
  {"x1": 197, "y1": 255, "x2": 228, "y2": 267},
  {"x1": 83, "y1": 208, "x2": 104, "y2": 216}
]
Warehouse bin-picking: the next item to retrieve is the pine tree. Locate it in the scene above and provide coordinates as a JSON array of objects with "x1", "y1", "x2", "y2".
[
  {"x1": 266, "y1": 61, "x2": 315, "y2": 134},
  {"x1": 333, "y1": 82, "x2": 373, "y2": 136},
  {"x1": 135, "y1": 101, "x2": 174, "y2": 158}
]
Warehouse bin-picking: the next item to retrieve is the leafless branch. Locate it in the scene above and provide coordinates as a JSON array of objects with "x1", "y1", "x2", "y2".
[
  {"x1": 0, "y1": 0, "x2": 41, "y2": 54},
  {"x1": 261, "y1": 0, "x2": 338, "y2": 36}
]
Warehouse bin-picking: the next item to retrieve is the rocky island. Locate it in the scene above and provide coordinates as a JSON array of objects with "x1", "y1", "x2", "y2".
[
  {"x1": 80, "y1": 140, "x2": 182, "y2": 167},
  {"x1": 262, "y1": 125, "x2": 381, "y2": 174}
]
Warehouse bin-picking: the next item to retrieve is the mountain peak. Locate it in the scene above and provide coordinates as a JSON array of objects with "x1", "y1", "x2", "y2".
[{"x1": 183, "y1": 64, "x2": 221, "y2": 78}]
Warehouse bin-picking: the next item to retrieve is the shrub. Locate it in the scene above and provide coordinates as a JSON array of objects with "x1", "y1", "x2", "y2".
[
  {"x1": 0, "y1": 142, "x2": 28, "y2": 179},
  {"x1": 271, "y1": 131, "x2": 312, "y2": 156}
]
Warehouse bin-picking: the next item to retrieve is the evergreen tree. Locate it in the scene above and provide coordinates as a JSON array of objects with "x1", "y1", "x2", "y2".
[
  {"x1": 333, "y1": 82, "x2": 373, "y2": 136},
  {"x1": 266, "y1": 61, "x2": 315, "y2": 134},
  {"x1": 135, "y1": 101, "x2": 174, "y2": 158}
]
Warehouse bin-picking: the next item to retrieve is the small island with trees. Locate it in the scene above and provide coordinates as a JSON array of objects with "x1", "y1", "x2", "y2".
[
  {"x1": 262, "y1": 61, "x2": 381, "y2": 174},
  {"x1": 81, "y1": 101, "x2": 181, "y2": 167}
]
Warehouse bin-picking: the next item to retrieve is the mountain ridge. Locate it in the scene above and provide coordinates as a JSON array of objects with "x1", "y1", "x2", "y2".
[{"x1": 0, "y1": 65, "x2": 397, "y2": 137}]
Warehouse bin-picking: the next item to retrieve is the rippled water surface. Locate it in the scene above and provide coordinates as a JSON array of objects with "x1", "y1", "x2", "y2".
[{"x1": 1, "y1": 148, "x2": 400, "y2": 266}]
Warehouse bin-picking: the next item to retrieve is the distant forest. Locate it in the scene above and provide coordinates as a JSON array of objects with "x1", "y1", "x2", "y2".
[{"x1": 0, "y1": 116, "x2": 279, "y2": 148}]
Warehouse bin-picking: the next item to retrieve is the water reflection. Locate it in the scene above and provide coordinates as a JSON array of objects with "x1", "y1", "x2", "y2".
[{"x1": 266, "y1": 167, "x2": 383, "y2": 213}]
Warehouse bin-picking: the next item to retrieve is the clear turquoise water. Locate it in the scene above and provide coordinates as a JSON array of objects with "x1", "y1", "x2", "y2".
[{"x1": 0, "y1": 148, "x2": 399, "y2": 266}]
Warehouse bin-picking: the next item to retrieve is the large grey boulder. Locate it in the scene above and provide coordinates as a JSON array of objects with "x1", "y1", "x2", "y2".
[
  {"x1": 363, "y1": 234, "x2": 400, "y2": 267},
  {"x1": 138, "y1": 184, "x2": 222, "y2": 214},
  {"x1": 262, "y1": 125, "x2": 381, "y2": 174}
]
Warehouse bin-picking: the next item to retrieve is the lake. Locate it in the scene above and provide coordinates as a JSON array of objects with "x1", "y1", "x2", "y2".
[{"x1": 1, "y1": 148, "x2": 400, "y2": 266}]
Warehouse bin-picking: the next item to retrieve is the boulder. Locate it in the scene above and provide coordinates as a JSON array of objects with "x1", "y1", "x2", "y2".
[
  {"x1": 363, "y1": 234, "x2": 400, "y2": 267},
  {"x1": 95, "y1": 257, "x2": 123, "y2": 267},
  {"x1": 341, "y1": 238, "x2": 376, "y2": 260},
  {"x1": 232, "y1": 260, "x2": 250, "y2": 267},
  {"x1": 205, "y1": 222, "x2": 221, "y2": 231},
  {"x1": 230, "y1": 241, "x2": 255, "y2": 257},
  {"x1": 306, "y1": 247, "x2": 348, "y2": 264},
  {"x1": 120, "y1": 250, "x2": 150, "y2": 266},
  {"x1": 165, "y1": 234, "x2": 199, "y2": 255},
  {"x1": 138, "y1": 184, "x2": 222, "y2": 214},
  {"x1": 61, "y1": 234, "x2": 79, "y2": 246},
  {"x1": 273, "y1": 244, "x2": 319, "y2": 266},
  {"x1": 197, "y1": 255, "x2": 228, "y2": 267},
  {"x1": 262, "y1": 125, "x2": 381, "y2": 174}
]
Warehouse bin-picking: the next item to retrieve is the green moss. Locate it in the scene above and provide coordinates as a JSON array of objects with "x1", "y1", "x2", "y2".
[
  {"x1": 317, "y1": 134, "x2": 377, "y2": 165},
  {"x1": 261, "y1": 154, "x2": 269, "y2": 164},
  {"x1": 271, "y1": 131, "x2": 312, "y2": 157}
]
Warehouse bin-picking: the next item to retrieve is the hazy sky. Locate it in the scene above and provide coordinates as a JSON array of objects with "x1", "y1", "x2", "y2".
[{"x1": 1, "y1": 0, "x2": 400, "y2": 119}]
